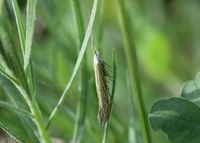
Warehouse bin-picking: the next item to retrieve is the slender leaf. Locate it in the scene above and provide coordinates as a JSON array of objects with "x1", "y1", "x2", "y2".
[
  {"x1": 0, "y1": 100, "x2": 31, "y2": 118},
  {"x1": 24, "y1": 0, "x2": 37, "y2": 70},
  {"x1": 2, "y1": 82, "x2": 40, "y2": 143},
  {"x1": 11, "y1": 0, "x2": 25, "y2": 54},
  {"x1": 71, "y1": 0, "x2": 88, "y2": 142},
  {"x1": 47, "y1": 0, "x2": 99, "y2": 129},
  {"x1": 149, "y1": 97, "x2": 200, "y2": 143},
  {"x1": 0, "y1": 27, "x2": 31, "y2": 98},
  {"x1": 97, "y1": 0, "x2": 105, "y2": 53},
  {"x1": 117, "y1": 0, "x2": 152, "y2": 143},
  {"x1": 0, "y1": 54, "x2": 18, "y2": 84},
  {"x1": 0, "y1": 121, "x2": 25, "y2": 143},
  {"x1": 102, "y1": 48, "x2": 117, "y2": 143}
]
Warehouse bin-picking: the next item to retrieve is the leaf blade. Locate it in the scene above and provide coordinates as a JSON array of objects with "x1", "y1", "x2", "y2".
[
  {"x1": 149, "y1": 97, "x2": 200, "y2": 143},
  {"x1": 181, "y1": 72, "x2": 200, "y2": 106},
  {"x1": 24, "y1": 0, "x2": 37, "y2": 70},
  {"x1": 46, "y1": 0, "x2": 99, "y2": 129},
  {"x1": 11, "y1": 0, "x2": 25, "y2": 54},
  {"x1": 0, "y1": 121, "x2": 25, "y2": 143},
  {"x1": 0, "y1": 100, "x2": 31, "y2": 118}
]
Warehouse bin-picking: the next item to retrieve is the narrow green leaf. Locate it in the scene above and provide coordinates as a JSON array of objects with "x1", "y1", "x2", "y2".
[
  {"x1": 46, "y1": 0, "x2": 99, "y2": 129},
  {"x1": 117, "y1": 0, "x2": 152, "y2": 143},
  {"x1": 71, "y1": 0, "x2": 85, "y2": 43},
  {"x1": 0, "y1": 54, "x2": 18, "y2": 84},
  {"x1": 0, "y1": 27, "x2": 31, "y2": 98},
  {"x1": 0, "y1": 121, "x2": 25, "y2": 143},
  {"x1": 102, "y1": 48, "x2": 117, "y2": 143},
  {"x1": 97, "y1": 0, "x2": 105, "y2": 53},
  {"x1": 24, "y1": 0, "x2": 37, "y2": 70},
  {"x1": 71, "y1": 0, "x2": 87, "y2": 142},
  {"x1": 2, "y1": 83, "x2": 40, "y2": 143},
  {"x1": 149, "y1": 97, "x2": 200, "y2": 143},
  {"x1": 11, "y1": 0, "x2": 25, "y2": 54},
  {"x1": 181, "y1": 72, "x2": 200, "y2": 106},
  {"x1": 0, "y1": 100, "x2": 31, "y2": 118}
]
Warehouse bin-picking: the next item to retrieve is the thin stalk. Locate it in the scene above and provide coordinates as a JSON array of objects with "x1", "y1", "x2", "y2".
[
  {"x1": 71, "y1": 0, "x2": 88, "y2": 142},
  {"x1": 97, "y1": 0, "x2": 105, "y2": 53},
  {"x1": 30, "y1": 100, "x2": 51, "y2": 143},
  {"x1": 102, "y1": 48, "x2": 116, "y2": 143},
  {"x1": 126, "y1": 70, "x2": 137, "y2": 143},
  {"x1": 46, "y1": 0, "x2": 99, "y2": 129},
  {"x1": 11, "y1": 0, "x2": 51, "y2": 142},
  {"x1": 14, "y1": 84, "x2": 51, "y2": 143},
  {"x1": 117, "y1": 0, "x2": 152, "y2": 143}
]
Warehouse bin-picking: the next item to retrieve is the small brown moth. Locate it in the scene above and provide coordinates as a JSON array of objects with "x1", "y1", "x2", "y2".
[{"x1": 93, "y1": 47, "x2": 111, "y2": 125}]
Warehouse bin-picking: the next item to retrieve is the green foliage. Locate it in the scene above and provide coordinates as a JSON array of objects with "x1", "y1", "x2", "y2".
[
  {"x1": 0, "y1": 0, "x2": 199, "y2": 143},
  {"x1": 102, "y1": 48, "x2": 117, "y2": 143},
  {"x1": 0, "y1": 100, "x2": 31, "y2": 117},
  {"x1": 149, "y1": 72, "x2": 200, "y2": 143},
  {"x1": 181, "y1": 72, "x2": 200, "y2": 106},
  {"x1": 117, "y1": 0, "x2": 152, "y2": 142},
  {"x1": 46, "y1": 0, "x2": 98, "y2": 129},
  {"x1": 24, "y1": 0, "x2": 37, "y2": 70},
  {"x1": 149, "y1": 97, "x2": 200, "y2": 143},
  {"x1": 11, "y1": 0, "x2": 26, "y2": 53},
  {"x1": 0, "y1": 122, "x2": 25, "y2": 143}
]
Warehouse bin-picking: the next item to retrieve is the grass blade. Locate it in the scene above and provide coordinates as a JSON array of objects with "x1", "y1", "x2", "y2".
[
  {"x1": 71, "y1": 0, "x2": 85, "y2": 43},
  {"x1": 71, "y1": 0, "x2": 88, "y2": 142},
  {"x1": 117, "y1": 0, "x2": 152, "y2": 143},
  {"x1": 0, "y1": 54, "x2": 18, "y2": 84},
  {"x1": 46, "y1": 0, "x2": 99, "y2": 129},
  {"x1": 3, "y1": 84, "x2": 40, "y2": 143},
  {"x1": 0, "y1": 27, "x2": 31, "y2": 98},
  {"x1": 0, "y1": 100, "x2": 31, "y2": 118},
  {"x1": 102, "y1": 48, "x2": 117, "y2": 143},
  {"x1": 11, "y1": 0, "x2": 25, "y2": 54},
  {"x1": 97, "y1": 0, "x2": 105, "y2": 53},
  {"x1": 24, "y1": 0, "x2": 37, "y2": 70},
  {"x1": 0, "y1": 122, "x2": 25, "y2": 143}
]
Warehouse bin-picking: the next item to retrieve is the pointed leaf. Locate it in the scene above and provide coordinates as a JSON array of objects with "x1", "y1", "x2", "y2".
[
  {"x1": 0, "y1": 54, "x2": 18, "y2": 83},
  {"x1": 0, "y1": 27, "x2": 30, "y2": 98},
  {"x1": 24, "y1": 0, "x2": 37, "y2": 70},
  {"x1": 0, "y1": 121, "x2": 25, "y2": 143},
  {"x1": 47, "y1": 0, "x2": 98, "y2": 129},
  {"x1": 0, "y1": 100, "x2": 31, "y2": 118},
  {"x1": 11, "y1": 0, "x2": 25, "y2": 54}
]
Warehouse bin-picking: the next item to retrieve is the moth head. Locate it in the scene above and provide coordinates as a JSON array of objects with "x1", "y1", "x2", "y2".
[{"x1": 93, "y1": 48, "x2": 104, "y2": 66}]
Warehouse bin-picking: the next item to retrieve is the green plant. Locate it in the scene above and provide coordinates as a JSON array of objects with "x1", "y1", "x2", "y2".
[
  {"x1": 149, "y1": 72, "x2": 200, "y2": 143},
  {"x1": 0, "y1": 0, "x2": 98, "y2": 142},
  {"x1": 117, "y1": 0, "x2": 152, "y2": 143},
  {"x1": 1, "y1": 0, "x2": 50, "y2": 142},
  {"x1": 1, "y1": 0, "x2": 197, "y2": 143}
]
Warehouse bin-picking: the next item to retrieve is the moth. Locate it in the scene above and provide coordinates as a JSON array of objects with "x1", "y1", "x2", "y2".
[{"x1": 93, "y1": 47, "x2": 111, "y2": 125}]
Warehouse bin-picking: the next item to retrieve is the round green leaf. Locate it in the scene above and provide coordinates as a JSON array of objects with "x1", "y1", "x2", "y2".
[
  {"x1": 181, "y1": 72, "x2": 200, "y2": 106},
  {"x1": 149, "y1": 97, "x2": 200, "y2": 143}
]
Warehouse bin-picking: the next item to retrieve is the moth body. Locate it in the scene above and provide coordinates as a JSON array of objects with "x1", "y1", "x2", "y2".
[{"x1": 93, "y1": 49, "x2": 111, "y2": 125}]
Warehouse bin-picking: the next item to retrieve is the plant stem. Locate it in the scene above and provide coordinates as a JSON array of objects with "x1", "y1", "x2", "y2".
[
  {"x1": 46, "y1": 0, "x2": 99, "y2": 129},
  {"x1": 71, "y1": 0, "x2": 88, "y2": 142},
  {"x1": 102, "y1": 48, "x2": 116, "y2": 143},
  {"x1": 97, "y1": 0, "x2": 105, "y2": 53},
  {"x1": 117, "y1": 0, "x2": 152, "y2": 143},
  {"x1": 102, "y1": 122, "x2": 109, "y2": 143},
  {"x1": 30, "y1": 100, "x2": 51, "y2": 143},
  {"x1": 11, "y1": 0, "x2": 50, "y2": 142},
  {"x1": 16, "y1": 85, "x2": 51, "y2": 143}
]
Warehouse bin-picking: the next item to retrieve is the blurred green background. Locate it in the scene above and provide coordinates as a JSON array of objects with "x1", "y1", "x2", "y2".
[{"x1": 0, "y1": 0, "x2": 200, "y2": 142}]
